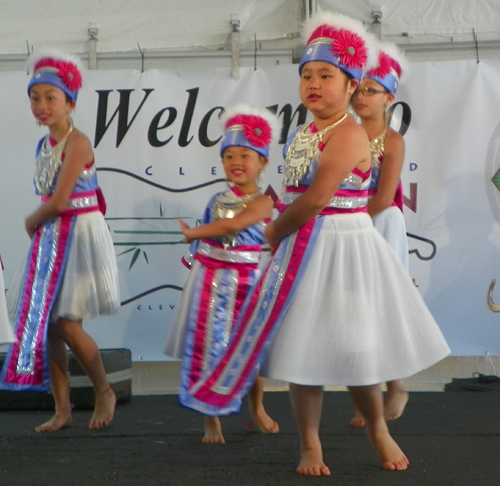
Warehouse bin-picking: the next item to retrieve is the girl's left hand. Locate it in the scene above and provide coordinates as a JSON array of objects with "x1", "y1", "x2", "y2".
[
  {"x1": 178, "y1": 218, "x2": 194, "y2": 243},
  {"x1": 25, "y1": 216, "x2": 37, "y2": 239},
  {"x1": 265, "y1": 221, "x2": 281, "y2": 250}
]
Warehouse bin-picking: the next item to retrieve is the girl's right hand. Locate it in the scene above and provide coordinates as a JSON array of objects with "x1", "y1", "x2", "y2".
[
  {"x1": 178, "y1": 218, "x2": 194, "y2": 243},
  {"x1": 265, "y1": 221, "x2": 281, "y2": 251}
]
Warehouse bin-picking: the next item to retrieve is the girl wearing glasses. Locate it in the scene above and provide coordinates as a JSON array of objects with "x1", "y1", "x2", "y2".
[{"x1": 350, "y1": 44, "x2": 410, "y2": 428}]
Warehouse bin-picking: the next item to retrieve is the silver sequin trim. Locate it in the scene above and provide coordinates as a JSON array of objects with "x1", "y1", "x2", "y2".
[
  {"x1": 223, "y1": 272, "x2": 238, "y2": 348},
  {"x1": 207, "y1": 231, "x2": 297, "y2": 395},
  {"x1": 67, "y1": 194, "x2": 98, "y2": 210},
  {"x1": 197, "y1": 242, "x2": 261, "y2": 264},
  {"x1": 17, "y1": 220, "x2": 61, "y2": 374},
  {"x1": 306, "y1": 37, "x2": 334, "y2": 47},
  {"x1": 203, "y1": 272, "x2": 221, "y2": 372},
  {"x1": 80, "y1": 165, "x2": 96, "y2": 179},
  {"x1": 280, "y1": 191, "x2": 368, "y2": 209},
  {"x1": 329, "y1": 195, "x2": 368, "y2": 209},
  {"x1": 201, "y1": 270, "x2": 237, "y2": 373},
  {"x1": 225, "y1": 124, "x2": 244, "y2": 132},
  {"x1": 345, "y1": 172, "x2": 371, "y2": 189}
]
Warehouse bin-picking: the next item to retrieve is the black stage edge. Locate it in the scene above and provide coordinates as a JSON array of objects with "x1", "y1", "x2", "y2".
[
  {"x1": 0, "y1": 348, "x2": 132, "y2": 410},
  {"x1": 1, "y1": 391, "x2": 500, "y2": 485}
]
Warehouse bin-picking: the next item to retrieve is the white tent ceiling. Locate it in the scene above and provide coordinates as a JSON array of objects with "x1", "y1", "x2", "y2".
[{"x1": 0, "y1": 0, "x2": 499, "y2": 70}]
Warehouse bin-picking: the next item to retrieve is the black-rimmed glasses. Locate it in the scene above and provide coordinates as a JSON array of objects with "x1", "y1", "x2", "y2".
[{"x1": 354, "y1": 87, "x2": 388, "y2": 97}]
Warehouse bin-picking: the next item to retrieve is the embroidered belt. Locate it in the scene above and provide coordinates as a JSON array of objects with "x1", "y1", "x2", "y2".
[
  {"x1": 278, "y1": 186, "x2": 368, "y2": 213},
  {"x1": 41, "y1": 190, "x2": 99, "y2": 216},
  {"x1": 196, "y1": 242, "x2": 261, "y2": 265}
]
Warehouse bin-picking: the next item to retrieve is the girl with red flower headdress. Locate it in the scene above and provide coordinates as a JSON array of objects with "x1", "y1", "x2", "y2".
[
  {"x1": 0, "y1": 49, "x2": 120, "y2": 432},
  {"x1": 177, "y1": 11, "x2": 449, "y2": 477},
  {"x1": 349, "y1": 41, "x2": 411, "y2": 429},
  {"x1": 258, "y1": 15, "x2": 447, "y2": 475},
  {"x1": 164, "y1": 104, "x2": 279, "y2": 443}
]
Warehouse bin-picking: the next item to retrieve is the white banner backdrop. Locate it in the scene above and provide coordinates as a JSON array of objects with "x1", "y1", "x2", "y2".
[{"x1": 1, "y1": 60, "x2": 500, "y2": 360}]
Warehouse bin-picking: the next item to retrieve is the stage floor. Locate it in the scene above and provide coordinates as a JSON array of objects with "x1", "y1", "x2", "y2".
[{"x1": 1, "y1": 391, "x2": 499, "y2": 485}]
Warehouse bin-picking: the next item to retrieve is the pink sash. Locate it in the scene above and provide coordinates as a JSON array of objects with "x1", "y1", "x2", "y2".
[{"x1": 0, "y1": 216, "x2": 75, "y2": 391}]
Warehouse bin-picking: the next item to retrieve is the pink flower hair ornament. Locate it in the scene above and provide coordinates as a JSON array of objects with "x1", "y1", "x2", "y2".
[
  {"x1": 364, "y1": 41, "x2": 409, "y2": 94},
  {"x1": 220, "y1": 104, "x2": 279, "y2": 158},
  {"x1": 299, "y1": 11, "x2": 377, "y2": 82},
  {"x1": 330, "y1": 28, "x2": 368, "y2": 70},
  {"x1": 27, "y1": 49, "x2": 84, "y2": 101}
]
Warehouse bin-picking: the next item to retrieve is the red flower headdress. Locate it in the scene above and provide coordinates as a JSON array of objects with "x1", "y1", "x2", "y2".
[
  {"x1": 220, "y1": 104, "x2": 279, "y2": 157},
  {"x1": 33, "y1": 57, "x2": 83, "y2": 91},
  {"x1": 28, "y1": 49, "x2": 84, "y2": 100},
  {"x1": 301, "y1": 12, "x2": 378, "y2": 75},
  {"x1": 225, "y1": 114, "x2": 272, "y2": 149},
  {"x1": 366, "y1": 42, "x2": 409, "y2": 83}
]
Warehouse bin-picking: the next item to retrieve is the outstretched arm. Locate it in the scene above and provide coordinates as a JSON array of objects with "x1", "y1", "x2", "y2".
[{"x1": 179, "y1": 194, "x2": 273, "y2": 243}]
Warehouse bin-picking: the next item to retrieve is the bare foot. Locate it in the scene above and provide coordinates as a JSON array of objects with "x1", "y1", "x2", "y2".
[
  {"x1": 370, "y1": 431, "x2": 409, "y2": 471},
  {"x1": 249, "y1": 404, "x2": 279, "y2": 434},
  {"x1": 349, "y1": 410, "x2": 365, "y2": 428},
  {"x1": 203, "y1": 416, "x2": 225, "y2": 444},
  {"x1": 297, "y1": 448, "x2": 331, "y2": 476},
  {"x1": 384, "y1": 389, "x2": 409, "y2": 421},
  {"x1": 35, "y1": 409, "x2": 73, "y2": 432},
  {"x1": 89, "y1": 384, "x2": 116, "y2": 430}
]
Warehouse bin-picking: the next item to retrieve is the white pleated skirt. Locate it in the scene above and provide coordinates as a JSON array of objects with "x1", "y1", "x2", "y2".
[
  {"x1": 372, "y1": 206, "x2": 409, "y2": 271},
  {"x1": 261, "y1": 212, "x2": 450, "y2": 387},
  {"x1": 163, "y1": 260, "x2": 200, "y2": 359},
  {"x1": 0, "y1": 268, "x2": 15, "y2": 344},
  {"x1": 7, "y1": 212, "x2": 120, "y2": 323}
]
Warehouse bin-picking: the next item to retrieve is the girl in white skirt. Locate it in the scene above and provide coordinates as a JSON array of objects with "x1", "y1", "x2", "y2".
[
  {"x1": 164, "y1": 105, "x2": 278, "y2": 443},
  {"x1": 258, "y1": 13, "x2": 450, "y2": 475},
  {"x1": 168, "y1": 12, "x2": 449, "y2": 477},
  {"x1": 0, "y1": 50, "x2": 120, "y2": 432},
  {"x1": 349, "y1": 42, "x2": 411, "y2": 427}
]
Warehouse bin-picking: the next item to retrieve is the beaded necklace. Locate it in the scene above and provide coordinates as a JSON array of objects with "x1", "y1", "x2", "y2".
[
  {"x1": 212, "y1": 188, "x2": 262, "y2": 249},
  {"x1": 34, "y1": 122, "x2": 73, "y2": 196},
  {"x1": 370, "y1": 126, "x2": 387, "y2": 169},
  {"x1": 284, "y1": 112, "x2": 348, "y2": 187}
]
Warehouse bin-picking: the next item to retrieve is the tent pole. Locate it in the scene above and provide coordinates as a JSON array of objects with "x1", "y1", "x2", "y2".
[
  {"x1": 230, "y1": 14, "x2": 240, "y2": 79},
  {"x1": 372, "y1": 5, "x2": 382, "y2": 39},
  {"x1": 88, "y1": 23, "x2": 98, "y2": 70}
]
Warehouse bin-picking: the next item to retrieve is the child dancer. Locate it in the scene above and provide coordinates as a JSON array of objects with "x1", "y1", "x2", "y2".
[
  {"x1": 178, "y1": 12, "x2": 449, "y2": 476},
  {"x1": 0, "y1": 50, "x2": 120, "y2": 432},
  {"x1": 349, "y1": 42, "x2": 410, "y2": 428},
  {"x1": 0, "y1": 255, "x2": 15, "y2": 345},
  {"x1": 164, "y1": 105, "x2": 278, "y2": 443}
]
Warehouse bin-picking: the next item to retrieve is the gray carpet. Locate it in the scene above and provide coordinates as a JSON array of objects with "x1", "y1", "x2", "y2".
[{"x1": 1, "y1": 391, "x2": 499, "y2": 485}]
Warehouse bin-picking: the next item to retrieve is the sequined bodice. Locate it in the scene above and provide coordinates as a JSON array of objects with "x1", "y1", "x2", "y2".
[
  {"x1": 203, "y1": 189, "x2": 267, "y2": 249},
  {"x1": 279, "y1": 125, "x2": 371, "y2": 211},
  {"x1": 34, "y1": 135, "x2": 99, "y2": 196}
]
